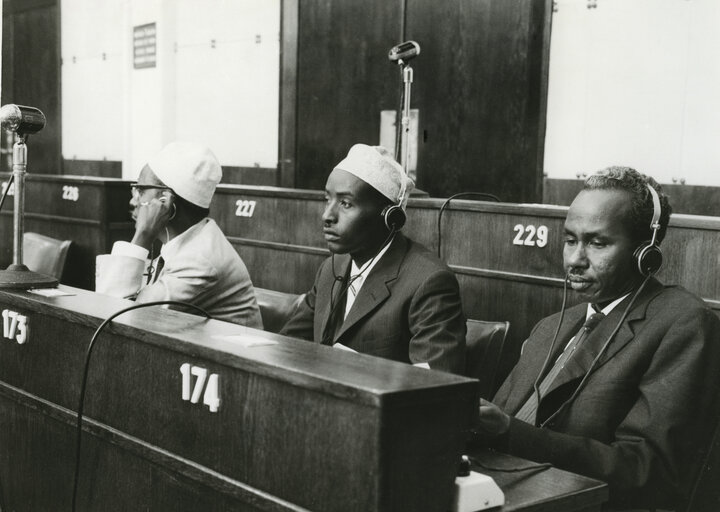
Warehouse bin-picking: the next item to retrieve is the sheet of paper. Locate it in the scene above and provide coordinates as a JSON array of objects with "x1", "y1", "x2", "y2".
[
  {"x1": 333, "y1": 343, "x2": 358, "y2": 353},
  {"x1": 211, "y1": 334, "x2": 278, "y2": 348},
  {"x1": 28, "y1": 288, "x2": 75, "y2": 297}
]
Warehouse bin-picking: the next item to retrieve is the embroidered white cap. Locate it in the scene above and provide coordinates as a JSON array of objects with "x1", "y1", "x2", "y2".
[
  {"x1": 146, "y1": 141, "x2": 222, "y2": 208},
  {"x1": 334, "y1": 144, "x2": 414, "y2": 208}
]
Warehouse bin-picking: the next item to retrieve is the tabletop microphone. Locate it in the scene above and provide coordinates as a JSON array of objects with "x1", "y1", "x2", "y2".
[
  {"x1": 0, "y1": 104, "x2": 46, "y2": 135},
  {"x1": 388, "y1": 41, "x2": 420, "y2": 62}
]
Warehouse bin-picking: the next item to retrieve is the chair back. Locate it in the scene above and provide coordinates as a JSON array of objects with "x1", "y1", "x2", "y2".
[
  {"x1": 465, "y1": 319, "x2": 510, "y2": 399},
  {"x1": 22, "y1": 232, "x2": 72, "y2": 280},
  {"x1": 684, "y1": 407, "x2": 720, "y2": 511},
  {"x1": 255, "y1": 287, "x2": 305, "y2": 333}
]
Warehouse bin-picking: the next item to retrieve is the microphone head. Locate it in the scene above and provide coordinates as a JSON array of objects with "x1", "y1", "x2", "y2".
[
  {"x1": 388, "y1": 41, "x2": 420, "y2": 62},
  {"x1": 0, "y1": 104, "x2": 46, "y2": 135}
]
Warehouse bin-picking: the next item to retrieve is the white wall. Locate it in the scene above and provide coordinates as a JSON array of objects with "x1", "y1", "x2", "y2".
[
  {"x1": 544, "y1": 0, "x2": 720, "y2": 186},
  {"x1": 62, "y1": 0, "x2": 280, "y2": 179}
]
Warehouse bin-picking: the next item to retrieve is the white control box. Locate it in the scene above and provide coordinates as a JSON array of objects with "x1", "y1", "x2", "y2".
[{"x1": 452, "y1": 471, "x2": 505, "y2": 512}]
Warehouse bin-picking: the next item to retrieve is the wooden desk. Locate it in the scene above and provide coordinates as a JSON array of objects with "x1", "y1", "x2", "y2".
[
  {"x1": 0, "y1": 286, "x2": 477, "y2": 511},
  {"x1": 0, "y1": 174, "x2": 134, "y2": 290},
  {"x1": 0, "y1": 286, "x2": 608, "y2": 512},
  {"x1": 470, "y1": 450, "x2": 608, "y2": 512}
]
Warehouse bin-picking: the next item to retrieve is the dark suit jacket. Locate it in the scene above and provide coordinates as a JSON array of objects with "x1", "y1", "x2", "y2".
[
  {"x1": 280, "y1": 234, "x2": 466, "y2": 374},
  {"x1": 492, "y1": 278, "x2": 720, "y2": 510}
]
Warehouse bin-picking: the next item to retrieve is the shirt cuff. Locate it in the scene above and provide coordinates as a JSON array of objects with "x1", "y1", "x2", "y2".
[{"x1": 111, "y1": 241, "x2": 149, "y2": 261}]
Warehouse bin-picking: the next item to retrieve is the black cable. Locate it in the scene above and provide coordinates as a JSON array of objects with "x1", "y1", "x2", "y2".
[
  {"x1": 468, "y1": 454, "x2": 553, "y2": 474},
  {"x1": 539, "y1": 273, "x2": 653, "y2": 429},
  {"x1": 527, "y1": 274, "x2": 570, "y2": 422},
  {"x1": 437, "y1": 192, "x2": 501, "y2": 259},
  {"x1": 71, "y1": 300, "x2": 212, "y2": 512},
  {"x1": 0, "y1": 174, "x2": 14, "y2": 211}
]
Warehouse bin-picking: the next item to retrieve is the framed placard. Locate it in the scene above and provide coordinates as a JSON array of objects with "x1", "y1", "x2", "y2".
[{"x1": 133, "y1": 23, "x2": 157, "y2": 69}]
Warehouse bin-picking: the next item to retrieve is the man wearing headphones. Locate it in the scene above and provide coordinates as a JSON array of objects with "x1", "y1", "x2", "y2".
[
  {"x1": 474, "y1": 167, "x2": 720, "y2": 511},
  {"x1": 280, "y1": 144, "x2": 466, "y2": 374},
  {"x1": 96, "y1": 141, "x2": 263, "y2": 328}
]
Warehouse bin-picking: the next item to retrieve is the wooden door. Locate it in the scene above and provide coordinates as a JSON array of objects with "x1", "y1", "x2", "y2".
[{"x1": 1, "y1": 0, "x2": 61, "y2": 175}]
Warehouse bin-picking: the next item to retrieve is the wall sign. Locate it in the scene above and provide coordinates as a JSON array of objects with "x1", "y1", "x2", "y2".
[{"x1": 133, "y1": 23, "x2": 157, "y2": 69}]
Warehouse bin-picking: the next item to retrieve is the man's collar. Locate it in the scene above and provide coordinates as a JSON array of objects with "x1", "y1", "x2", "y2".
[
  {"x1": 586, "y1": 293, "x2": 630, "y2": 320},
  {"x1": 350, "y1": 235, "x2": 395, "y2": 279}
]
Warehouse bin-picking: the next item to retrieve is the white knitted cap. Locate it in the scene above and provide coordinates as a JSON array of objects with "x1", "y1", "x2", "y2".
[
  {"x1": 146, "y1": 141, "x2": 222, "y2": 208},
  {"x1": 334, "y1": 144, "x2": 414, "y2": 208}
]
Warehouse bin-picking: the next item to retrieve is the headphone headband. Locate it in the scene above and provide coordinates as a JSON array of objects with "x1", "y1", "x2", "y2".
[
  {"x1": 633, "y1": 183, "x2": 663, "y2": 276},
  {"x1": 647, "y1": 184, "x2": 661, "y2": 246}
]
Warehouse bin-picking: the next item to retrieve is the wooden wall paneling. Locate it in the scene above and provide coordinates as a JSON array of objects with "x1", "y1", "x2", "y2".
[
  {"x1": 62, "y1": 160, "x2": 123, "y2": 179},
  {"x1": 1, "y1": 0, "x2": 61, "y2": 175},
  {"x1": 404, "y1": 0, "x2": 552, "y2": 201},
  {"x1": 0, "y1": 287, "x2": 476, "y2": 511},
  {"x1": 544, "y1": 178, "x2": 720, "y2": 217},
  {"x1": 295, "y1": 0, "x2": 402, "y2": 190},
  {"x1": 279, "y1": 0, "x2": 299, "y2": 188},
  {"x1": 229, "y1": 243, "x2": 326, "y2": 293}
]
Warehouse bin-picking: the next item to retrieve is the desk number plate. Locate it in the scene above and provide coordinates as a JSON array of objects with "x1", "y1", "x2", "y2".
[
  {"x1": 180, "y1": 363, "x2": 220, "y2": 412},
  {"x1": 62, "y1": 185, "x2": 80, "y2": 201},
  {"x1": 2, "y1": 309, "x2": 28, "y2": 344},
  {"x1": 512, "y1": 224, "x2": 548, "y2": 248},
  {"x1": 235, "y1": 199, "x2": 256, "y2": 217}
]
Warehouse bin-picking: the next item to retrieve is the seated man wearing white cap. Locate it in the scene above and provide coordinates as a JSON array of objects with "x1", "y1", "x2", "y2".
[
  {"x1": 280, "y1": 144, "x2": 466, "y2": 373},
  {"x1": 96, "y1": 141, "x2": 263, "y2": 328}
]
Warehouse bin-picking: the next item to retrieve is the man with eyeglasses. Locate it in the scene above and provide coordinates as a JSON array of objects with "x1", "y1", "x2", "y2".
[{"x1": 96, "y1": 141, "x2": 263, "y2": 328}]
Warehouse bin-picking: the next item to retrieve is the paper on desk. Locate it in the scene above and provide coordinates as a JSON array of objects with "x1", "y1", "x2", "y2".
[
  {"x1": 333, "y1": 343, "x2": 358, "y2": 352},
  {"x1": 212, "y1": 334, "x2": 278, "y2": 348},
  {"x1": 28, "y1": 288, "x2": 75, "y2": 297}
]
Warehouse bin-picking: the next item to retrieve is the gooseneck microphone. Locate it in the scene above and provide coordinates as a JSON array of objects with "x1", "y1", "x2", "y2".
[
  {"x1": 0, "y1": 104, "x2": 46, "y2": 136},
  {"x1": 388, "y1": 40, "x2": 420, "y2": 62},
  {"x1": 0, "y1": 103, "x2": 56, "y2": 289}
]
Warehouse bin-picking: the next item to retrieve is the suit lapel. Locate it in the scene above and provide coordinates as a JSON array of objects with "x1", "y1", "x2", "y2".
[
  {"x1": 503, "y1": 307, "x2": 585, "y2": 414},
  {"x1": 544, "y1": 278, "x2": 664, "y2": 397},
  {"x1": 333, "y1": 235, "x2": 407, "y2": 343}
]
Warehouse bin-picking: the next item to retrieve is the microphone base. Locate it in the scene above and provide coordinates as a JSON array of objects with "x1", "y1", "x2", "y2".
[{"x1": 0, "y1": 264, "x2": 58, "y2": 290}]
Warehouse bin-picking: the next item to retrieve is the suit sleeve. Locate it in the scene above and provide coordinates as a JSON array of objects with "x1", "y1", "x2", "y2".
[
  {"x1": 494, "y1": 307, "x2": 720, "y2": 509},
  {"x1": 408, "y1": 268, "x2": 466, "y2": 374},
  {"x1": 278, "y1": 263, "x2": 322, "y2": 341}
]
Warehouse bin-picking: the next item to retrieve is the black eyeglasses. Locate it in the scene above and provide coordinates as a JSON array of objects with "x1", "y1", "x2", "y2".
[{"x1": 130, "y1": 183, "x2": 173, "y2": 198}]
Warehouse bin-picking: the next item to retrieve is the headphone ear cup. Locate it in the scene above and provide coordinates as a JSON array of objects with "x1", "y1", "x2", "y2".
[
  {"x1": 381, "y1": 205, "x2": 406, "y2": 231},
  {"x1": 633, "y1": 242, "x2": 663, "y2": 276}
]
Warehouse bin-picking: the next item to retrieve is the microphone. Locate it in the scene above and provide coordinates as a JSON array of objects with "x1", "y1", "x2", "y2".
[
  {"x1": 0, "y1": 104, "x2": 46, "y2": 135},
  {"x1": 388, "y1": 41, "x2": 420, "y2": 62}
]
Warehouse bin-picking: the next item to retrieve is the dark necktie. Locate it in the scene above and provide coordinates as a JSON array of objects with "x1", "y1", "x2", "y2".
[
  {"x1": 515, "y1": 312, "x2": 606, "y2": 425},
  {"x1": 321, "y1": 279, "x2": 348, "y2": 345},
  {"x1": 145, "y1": 256, "x2": 165, "y2": 285}
]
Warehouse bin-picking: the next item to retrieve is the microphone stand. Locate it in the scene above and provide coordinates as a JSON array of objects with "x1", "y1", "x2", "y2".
[
  {"x1": 0, "y1": 134, "x2": 57, "y2": 289},
  {"x1": 398, "y1": 60, "x2": 414, "y2": 178}
]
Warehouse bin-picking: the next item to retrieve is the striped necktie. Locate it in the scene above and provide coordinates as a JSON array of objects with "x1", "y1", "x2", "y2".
[{"x1": 515, "y1": 312, "x2": 605, "y2": 425}]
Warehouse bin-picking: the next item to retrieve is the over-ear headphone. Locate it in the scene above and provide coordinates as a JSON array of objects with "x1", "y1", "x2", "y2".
[
  {"x1": 380, "y1": 173, "x2": 408, "y2": 231},
  {"x1": 632, "y1": 184, "x2": 663, "y2": 276}
]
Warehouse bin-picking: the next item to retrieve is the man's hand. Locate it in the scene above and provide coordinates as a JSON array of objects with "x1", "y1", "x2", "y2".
[
  {"x1": 131, "y1": 197, "x2": 173, "y2": 250},
  {"x1": 477, "y1": 398, "x2": 511, "y2": 435}
]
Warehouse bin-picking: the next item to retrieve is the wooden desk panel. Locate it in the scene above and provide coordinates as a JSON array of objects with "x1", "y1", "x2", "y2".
[
  {"x1": 0, "y1": 286, "x2": 477, "y2": 511},
  {"x1": 0, "y1": 174, "x2": 134, "y2": 290}
]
